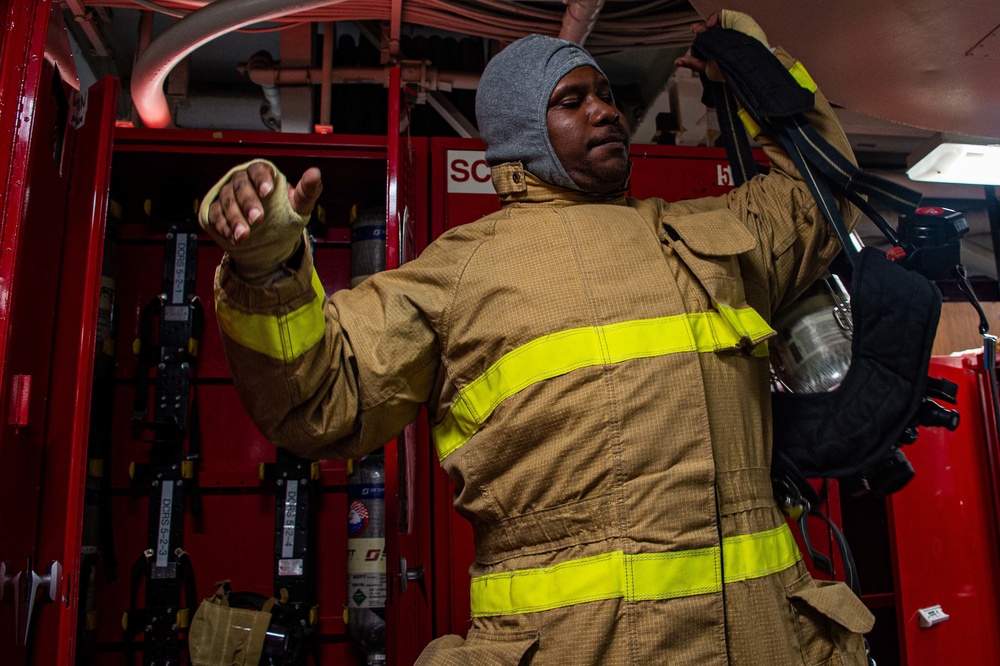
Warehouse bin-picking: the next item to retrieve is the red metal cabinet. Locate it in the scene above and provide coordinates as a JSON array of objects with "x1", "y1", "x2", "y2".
[
  {"x1": 885, "y1": 352, "x2": 1000, "y2": 665},
  {"x1": 89, "y1": 128, "x2": 432, "y2": 665},
  {"x1": 0, "y1": 0, "x2": 119, "y2": 656}
]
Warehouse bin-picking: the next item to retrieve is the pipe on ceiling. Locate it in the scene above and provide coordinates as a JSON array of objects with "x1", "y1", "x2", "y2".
[
  {"x1": 558, "y1": 0, "x2": 606, "y2": 46},
  {"x1": 319, "y1": 21, "x2": 334, "y2": 127},
  {"x1": 45, "y1": 3, "x2": 80, "y2": 90},
  {"x1": 131, "y1": 0, "x2": 344, "y2": 128},
  {"x1": 246, "y1": 52, "x2": 283, "y2": 128},
  {"x1": 243, "y1": 60, "x2": 481, "y2": 91}
]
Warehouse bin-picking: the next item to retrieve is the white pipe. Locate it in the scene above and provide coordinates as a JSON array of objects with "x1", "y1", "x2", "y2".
[
  {"x1": 558, "y1": 0, "x2": 606, "y2": 46},
  {"x1": 65, "y1": 0, "x2": 110, "y2": 57},
  {"x1": 247, "y1": 52, "x2": 283, "y2": 124},
  {"x1": 132, "y1": 0, "x2": 343, "y2": 128}
]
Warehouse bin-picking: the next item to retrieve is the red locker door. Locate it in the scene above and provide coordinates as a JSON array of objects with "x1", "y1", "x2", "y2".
[
  {"x1": 385, "y1": 66, "x2": 434, "y2": 665},
  {"x1": 0, "y1": 17, "x2": 117, "y2": 663},
  {"x1": 0, "y1": 2, "x2": 54, "y2": 657},
  {"x1": 887, "y1": 352, "x2": 1000, "y2": 665}
]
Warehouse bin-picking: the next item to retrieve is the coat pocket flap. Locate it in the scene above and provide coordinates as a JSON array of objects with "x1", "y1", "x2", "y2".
[
  {"x1": 787, "y1": 579, "x2": 875, "y2": 634},
  {"x1": 417, "y1": 629, "x2": 539, "y2": 664},
  {"x1": 661, "y1": 210, "x2": 757, "y2": 256}
]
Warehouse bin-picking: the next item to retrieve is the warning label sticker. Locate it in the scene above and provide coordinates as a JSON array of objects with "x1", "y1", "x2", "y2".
[
  {"x1": 347, "y1": 537, "x2": 386, "y2": 608},
  {"x1": 348, "y1": 573, "x2": 385, "y2": 608}
]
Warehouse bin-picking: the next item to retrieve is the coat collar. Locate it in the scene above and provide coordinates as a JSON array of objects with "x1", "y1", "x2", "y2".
[{"x1": 490, "y1": 162, "x2": 630, "y2": 207}]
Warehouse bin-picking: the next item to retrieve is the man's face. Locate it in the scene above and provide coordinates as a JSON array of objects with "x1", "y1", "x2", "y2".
[{"x1": 546, "y1": 66, "x2": 631, "y2": 194}]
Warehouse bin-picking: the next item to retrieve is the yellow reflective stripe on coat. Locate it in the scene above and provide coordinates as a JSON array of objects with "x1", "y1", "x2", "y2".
[
  {"x1": 714, "y1": 302, "x2": 773, "y2": 358},
  {"x1": 216, "y1": 269, "x2": 326, "y2": 362},
  {"x1": 470, "y1": 524, "x2": 800, "y2": 617},
  {"x1": 433, "y1": 307, "x2": 773, "y2": 460}
]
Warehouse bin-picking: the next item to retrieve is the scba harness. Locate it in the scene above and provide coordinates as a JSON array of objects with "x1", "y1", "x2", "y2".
[
  {"x1": 691, "y1": 29, "x2": 971, "y2": 610},
  {"x1": 691, "y1": 27, "x2": 961, "y2": 500}
]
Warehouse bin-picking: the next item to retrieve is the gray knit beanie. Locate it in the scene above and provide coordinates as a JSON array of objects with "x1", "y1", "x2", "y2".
[{"x1": 475, "y1": 34, "x2": 608, "y2": 190}]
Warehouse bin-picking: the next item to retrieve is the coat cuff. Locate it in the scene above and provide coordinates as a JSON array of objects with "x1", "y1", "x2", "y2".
[{"x1": 215, "y1": 229, "x2": 317, "y2": 315}]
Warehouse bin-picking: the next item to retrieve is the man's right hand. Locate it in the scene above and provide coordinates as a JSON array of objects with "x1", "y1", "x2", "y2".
[{"x1": 199, "y1": 160, "x2": 323, "y2": 283}]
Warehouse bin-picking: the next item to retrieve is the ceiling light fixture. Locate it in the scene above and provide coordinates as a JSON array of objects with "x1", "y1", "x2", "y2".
[{"x1": 906, "y1": 132, "x2": 1000, "y2": 186}]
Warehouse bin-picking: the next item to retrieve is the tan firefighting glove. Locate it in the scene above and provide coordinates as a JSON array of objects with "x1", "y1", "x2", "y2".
[
  {"x1": 197, "y1": 159, "x2": 309, "y2": 284},
  {"x1": 720, "y1": 9, "x2": 769, "y2": 48},
  {"x1": 703, "y1": 10, "x2": 770, "y2": 82}
]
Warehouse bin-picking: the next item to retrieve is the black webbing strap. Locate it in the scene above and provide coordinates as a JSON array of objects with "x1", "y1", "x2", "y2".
[
  {"x1": 768, "y1": 118, "x2": 863, "y2": 264},
  {"x1": 773, "y1": 465, "x2": 861, "y2": 597},
  {"x1": 123, "y1": 551, "x2": 150, "y2": 666},
  {"x1": 131, "y1": 297, "x2": 158, "y2": 425},
  {"x1": 187, "y1": 389, "x2": 203, "y2": 517},
  {"x1": 707, "y1": 81, "x2": 759, "y2": 187},
  {"x1": 694, "y1": 27, "x2": 925, "y2": 266},
  {"x1": 123, "y1": 548, "x2": 197, "y2": 666}
]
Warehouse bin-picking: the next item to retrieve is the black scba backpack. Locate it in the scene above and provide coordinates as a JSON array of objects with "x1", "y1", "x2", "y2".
[{"x1": 692, "y1": 28, "x2": 972, "y2": 595}]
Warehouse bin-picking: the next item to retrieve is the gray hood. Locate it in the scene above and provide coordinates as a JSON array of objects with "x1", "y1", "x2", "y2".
[{"x1": 475, "y1": 34, "x2": 608, "y2": 190}]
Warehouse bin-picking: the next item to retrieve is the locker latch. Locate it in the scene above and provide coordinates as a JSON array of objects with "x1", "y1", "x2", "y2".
[{"x1": 8, "y1": 374, "x2": 31, "y2": 429}]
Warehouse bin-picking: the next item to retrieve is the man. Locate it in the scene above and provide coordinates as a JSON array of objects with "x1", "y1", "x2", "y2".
[{"x1": 201, "y1": 11, "x2": 874, "y2": 665}]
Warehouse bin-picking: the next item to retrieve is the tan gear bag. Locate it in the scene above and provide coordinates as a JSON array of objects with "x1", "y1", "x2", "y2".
[{"x1": 188, "y1": 581, "x2": 278, "y2": 666}]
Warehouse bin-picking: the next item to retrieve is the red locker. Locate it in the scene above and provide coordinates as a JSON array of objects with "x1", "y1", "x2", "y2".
[
  {"x1": 886, "y1": 352, "x2": 1000, "y2": 664},
  {"x1": 0, "y1": 14, "x2": 435, "y2": 658},
  {"x1": 88, "y1": 126, "x2": 432, "y2": 665}
]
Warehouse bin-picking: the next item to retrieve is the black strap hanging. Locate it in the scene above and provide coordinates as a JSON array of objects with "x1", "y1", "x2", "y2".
[
  {"x1": 692, "y1": 27, "x2": 959, "y2": 487},
  {"x1": 693, "y1": 28, "x2": 923, "y2": 266},
  {"x1": 125, "y1": 228, "x2": 203, "y2": 665},
  {"x1": 258, "y1": 448, "x2": 321, "y2": 664}
]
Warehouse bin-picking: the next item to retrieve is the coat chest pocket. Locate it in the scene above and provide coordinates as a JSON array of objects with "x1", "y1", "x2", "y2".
[
  {"x1": 659, "y1": 210, "x2": 757, "y2": 310},
  {"x1": 660, "y1": 211, "x2": 774, "y2": 352}
]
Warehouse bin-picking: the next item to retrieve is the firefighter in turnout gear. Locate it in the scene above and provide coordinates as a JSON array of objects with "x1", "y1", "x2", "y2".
[{"x1": 200, "y1": 11, "x2": 874, "y2": 665}]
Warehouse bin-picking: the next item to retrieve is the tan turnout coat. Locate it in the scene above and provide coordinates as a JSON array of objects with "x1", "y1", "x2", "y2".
[{"x1": 213, "y1": 48, "x2": 875, "y2": 665}]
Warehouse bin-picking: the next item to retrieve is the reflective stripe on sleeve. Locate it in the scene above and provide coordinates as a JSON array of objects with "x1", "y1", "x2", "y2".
[
  {"x1": 788, "y1": 61, "x2": 818, "y2": 93},
  {"x1": 216, "y1": 268, "x2": 327, "y2": 362},
  {"x1": 470, "y1": 524, "x2": 800, "y2": 617},
  {"x1": 432, "y1": 307, "x2": 773, "y2": 460}
]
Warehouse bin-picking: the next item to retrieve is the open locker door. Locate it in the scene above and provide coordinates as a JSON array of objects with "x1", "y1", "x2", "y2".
[
  {"x1": 33, "y1": 74, "x2": 118, "y2": 665},
  {"x1": 0, "y1": 20, "x2": 118, "y2": 662},
  {"x1": 0, "y1": 3, "x2": 60, "y2": 659}
]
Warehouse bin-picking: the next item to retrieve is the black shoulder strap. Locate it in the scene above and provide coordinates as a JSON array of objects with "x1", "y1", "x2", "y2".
[{"x1": 694, "y1": 27, "x2": 924, "y2": 266}]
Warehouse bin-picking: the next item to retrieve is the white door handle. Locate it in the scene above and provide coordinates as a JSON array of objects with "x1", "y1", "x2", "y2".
[{"x1": 23, "y1": 560, "x2": 60, "y2": 645}]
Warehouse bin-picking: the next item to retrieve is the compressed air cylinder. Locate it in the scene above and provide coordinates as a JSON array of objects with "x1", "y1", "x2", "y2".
[
  {"x1": 347, "y1": 202, "x2": 388, "y2": 664},
  {"x1": 350, "y1": 206, "x2": 387, "y2": 288},
  {"x1": 347, "y1": 451, "x2": 386, "y2": 665},
  {"x1": 770, "y1": 277, "x2": 853, "y2": 394}
]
